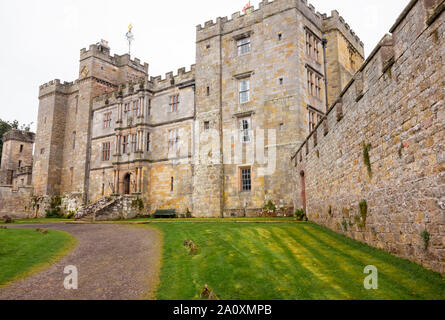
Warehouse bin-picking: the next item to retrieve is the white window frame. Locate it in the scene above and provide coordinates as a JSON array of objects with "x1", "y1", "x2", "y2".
[
  {"x1": 237, "y1": 37, "x2": 251, "y2": 56},
  {"x1": 239, "y1": 79, "x2": 250, "y2": 104},
  {"x1": 239, "y1": 117, "x2": 252, "y2": 143}
]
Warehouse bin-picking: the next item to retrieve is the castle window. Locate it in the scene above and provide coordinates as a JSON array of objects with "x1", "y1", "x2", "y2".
[
  {"x1": 124, "y1": 103, "x2": 131, "y2": 120},
  {"x1": 131, "y1": 134, "x2": 138, "y2": 152},
  {"x1": 239, "y1": 79, "x2": 250, "y2": 104},
  {"x1": 102, "y1": 142, "x2": 111, "y2": 161},
  {"x1": 305, "y1": 29, "x2": 321, "y2": 62},
  {"x1": 237, "y1": 37, "x2": 251, "y2": 55},
  {"x1": 239, "y1": 117, "x2": 251, "y2": 143},
  {"x1": 278, "y1": 33, "x2": 282, "y2": 41},
  {"x1": 40, "y1": 148, "x2": 45, "y2": 155},
  {"x1": 169, "y1": 94, "x2": 179, "y2": 112},
  {"x1": 168, "y1": 129, "x2": 179, "y2": 153},
  {"x1": 279, "y1": 78, "x2": 284, "y2": 85},
  {"x1": 103, "y1": 112, "x2": 112, "y2": 128},
  {"x1": 240, "y1": 167, "x2": 252, "y2": 192},
  {"x1": 206, "y1": 86, "x2": 210, "y2": 96},
  {"x1": 19, "y1": 145, "x2": 23, "y2": 153},
  {"x1": 146, "y1": 133, "x2": 151, "y2": 151},
  {"x1": 171, "y1": 177, "x2": 174, "y2": 192},
  {"x1": 122, "y1": 136, "x2": 129, "y2": 154},
  {"x1": 72, "y1": 131, "x2": 76, "y2": 149},
  {"x1": 18, "y1": 160, "x2": 22, "y2": 168},
  {"x1": 308, "y1": 106, "x2": 324, "y2": 132},
  {"x1": 133, "y1": 100, "x2": 139, "y2": 117},
  {"x1": 307, "y1": 69, "x2": 323, "y2": 99},
  {"x1": 204, "y1": 121, "x2": 210, "y2": 131}
]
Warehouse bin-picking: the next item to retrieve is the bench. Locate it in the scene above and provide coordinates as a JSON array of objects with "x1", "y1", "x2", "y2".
[{"x1": 153, "y1": 209, "x2": 176, "y2": 219}]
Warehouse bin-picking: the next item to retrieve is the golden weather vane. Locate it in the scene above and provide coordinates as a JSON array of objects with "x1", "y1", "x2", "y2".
[{"x1": 126, "y1": 24, "x2": 135, "y2": 56}]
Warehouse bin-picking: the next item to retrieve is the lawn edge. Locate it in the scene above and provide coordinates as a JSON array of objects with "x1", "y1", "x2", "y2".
[
  {"x1": 0, "y1": 230, "x2": 78, "y2": 289},
  {"x1": 140, "y1": 225, "x2": 164, "y2": 301}
]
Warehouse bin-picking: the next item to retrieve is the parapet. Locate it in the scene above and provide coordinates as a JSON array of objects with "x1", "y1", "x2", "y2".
[
  {"x1": 2, "y1": 129, "x2": 35, "y2": 144},
  {"x1": 149, "y1": 64, "x2": 196, "y2": 91},
  {"x1": 196, "y1": 0, "x2": 325, "y2": 42},
  {"x1": 39, "y1": 79, "x2": 76, "y2": 98},
  {"x1": 322, "y1": 10, "x2": 365, "y2": 57},
  {"x1": 80, "y1": 42, "x2": 148, "y2": 74}
]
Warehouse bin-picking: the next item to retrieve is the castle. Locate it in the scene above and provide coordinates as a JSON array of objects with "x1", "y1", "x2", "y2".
[
  {"x1": 0, "y1": 0, "x2": 443, "y2": 274},
  {"x1": 31, "y1": 0, "x2": 364, "y2": 218}
]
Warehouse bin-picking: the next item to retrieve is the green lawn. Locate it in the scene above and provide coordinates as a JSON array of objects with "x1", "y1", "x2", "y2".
[
  {"x1": 152, "y1": 222, "x2": 445, "y2": 300},
  {"x1": 10, "y1": 218, "x2": 75, "y2": 225},
  {"x1": 0, "y1": 228, "x2": 75, "y2": 286}
]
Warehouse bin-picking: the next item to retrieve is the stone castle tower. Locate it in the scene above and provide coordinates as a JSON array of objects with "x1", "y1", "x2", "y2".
[
  {"x1": 0, "y1": 129, "x2": 35, "y2": 187},
  {"x1": 31, "y1": 0, "x2": 364, "y2": 217}
]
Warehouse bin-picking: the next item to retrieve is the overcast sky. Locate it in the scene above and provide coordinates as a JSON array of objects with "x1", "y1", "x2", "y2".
[{"x1": 0, "y1": 0, "x2": 409, "y2": 131}]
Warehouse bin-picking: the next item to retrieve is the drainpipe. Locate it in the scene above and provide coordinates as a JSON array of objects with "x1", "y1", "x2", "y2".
[{"x1": 322, "y1": 38, "x2": 329, "y2": 113}]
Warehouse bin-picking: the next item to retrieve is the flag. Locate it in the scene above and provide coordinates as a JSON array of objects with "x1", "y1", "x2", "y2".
[{"x1": 242, "y1": 1, "x2": 251, "y2": 13}]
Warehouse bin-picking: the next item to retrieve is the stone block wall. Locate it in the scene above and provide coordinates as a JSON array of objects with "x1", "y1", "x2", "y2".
[
  {"x1": 292, "y1": 0, "x2": 444, "y2": 274},
  {"x1": 0, "y1": 186, "x2": 33, "y2": 218}
]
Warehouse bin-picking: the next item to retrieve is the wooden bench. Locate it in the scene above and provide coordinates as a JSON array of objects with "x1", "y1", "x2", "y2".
[{"x1": 153, "y1": 209, "x2": 176, "y2": 219}]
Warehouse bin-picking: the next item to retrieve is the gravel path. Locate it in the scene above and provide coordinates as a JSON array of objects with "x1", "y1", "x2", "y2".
[{"x1": 0, "y1": 224, "x2": 161, "y2": 300}]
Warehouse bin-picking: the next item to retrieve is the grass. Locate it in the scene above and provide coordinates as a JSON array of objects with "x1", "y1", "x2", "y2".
[
  {"x1": 152, "y1": 222, "x2": 445, "y2": 300},
  {"x1": 0, "y1": 228, "x2": 76, "y2": 287},
  {"x1": 10, "y1": 218, "x2": 75, "y2": 225}
]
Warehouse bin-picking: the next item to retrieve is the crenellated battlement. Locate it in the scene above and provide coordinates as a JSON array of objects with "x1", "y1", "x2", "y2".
[
  {"x1": 80, "y1": 41, "x2": 149, "y2": 74},
  {"x1": 39, "y1": 79, "x2": 76, "y2": 97},
  {"x1": 149, "y1": 64, "x2": 195, "y2": 88},
  {"x1": 92, "y1": 63, "x2": 196, "y2": 107},
  {"x1": 322, "y1": 10, "x2": 364, "y2": 57},
  {"x1": 197, "y1": 0, "x2": 330, "y2": 41}
]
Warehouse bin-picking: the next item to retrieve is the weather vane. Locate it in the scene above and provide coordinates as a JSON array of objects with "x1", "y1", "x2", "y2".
[{"x1": 126, "y1": 24, "x2": 134, "y2": 56}]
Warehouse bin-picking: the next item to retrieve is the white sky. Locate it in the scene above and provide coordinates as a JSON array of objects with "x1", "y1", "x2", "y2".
[{"x1": 0, "y1": 0, "x2": 409, "y2": 131}]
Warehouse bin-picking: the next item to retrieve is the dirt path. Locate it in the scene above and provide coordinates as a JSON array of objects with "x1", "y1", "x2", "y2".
[{"x1": 0, "y1": 224, "x2": 161, "y2": 300}]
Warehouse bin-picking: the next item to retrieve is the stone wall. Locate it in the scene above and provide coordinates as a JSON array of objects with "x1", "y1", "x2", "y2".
[
  {"x1": 0, "y1": 186, "x2": 33, "y2": 218},
  {"x1": 292, "y1": 0, "x2": 444, "y2": 274}
]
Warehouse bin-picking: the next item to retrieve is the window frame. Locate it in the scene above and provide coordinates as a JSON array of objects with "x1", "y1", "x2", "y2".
[
  {"x1": 239, "y1": 166, "x2": 252, "y2": 192},
  {"x1": 103, "y1": 111, "x2": 112, "y2": 129},
  {"x1": 122, "y1": 135, "x2": 129, "y2": 154},
  {"x1": 168, "y1": 129, "x2": 179, "y2": 153},
  {"x1": 102, "y1": 142, "x2": 111, "y2": 161},
  {"x1": 239, "y1": 79, "x2": 250, "y2": 104},
  {"x1": 239, "y1": 117, "x2": 252, "y2": 143},
  {"x1": 131, "y1": 134, "x2": 138, "y2": 153},
  {"x1": 169, "y1": 94, "x2": 180, "y2": 113},
  {"x1": 237, "y1": 37, "x2": 251, "y2": 56}
]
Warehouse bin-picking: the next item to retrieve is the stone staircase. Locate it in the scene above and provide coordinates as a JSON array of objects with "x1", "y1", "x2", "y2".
[
  {"x1": 75, "y1": 196, "x2": 121, "y2": 222},
  {"x1": 75, "y1": 195, "x2": 143, "y2": 222}
]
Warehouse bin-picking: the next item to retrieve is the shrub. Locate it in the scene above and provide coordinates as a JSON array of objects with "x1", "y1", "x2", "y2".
[
  {"x1": 341, "y1": 219, "x2": 348, "y2": 232},
  {"x1": 45, "y1": 196, "x2": 63, "y2": 218},
  {"x1": 362, "y1": 142, "x2": 372, "y2": 178},
  {"x1": 421, "y1": 231, "x2": 430, "y2": 251},
  {"x1": 295, "y1": 209, "x2": 307, "y2": 222},
  {"x1": 66, "y1": 211, "x2": 75, "y2": 219},
  {"x1": 358, "y1": 200, "x2": 368, "y2": 229},
  {"x1": 262, "y1": 201, "x2": 277, "y2": 217}
]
